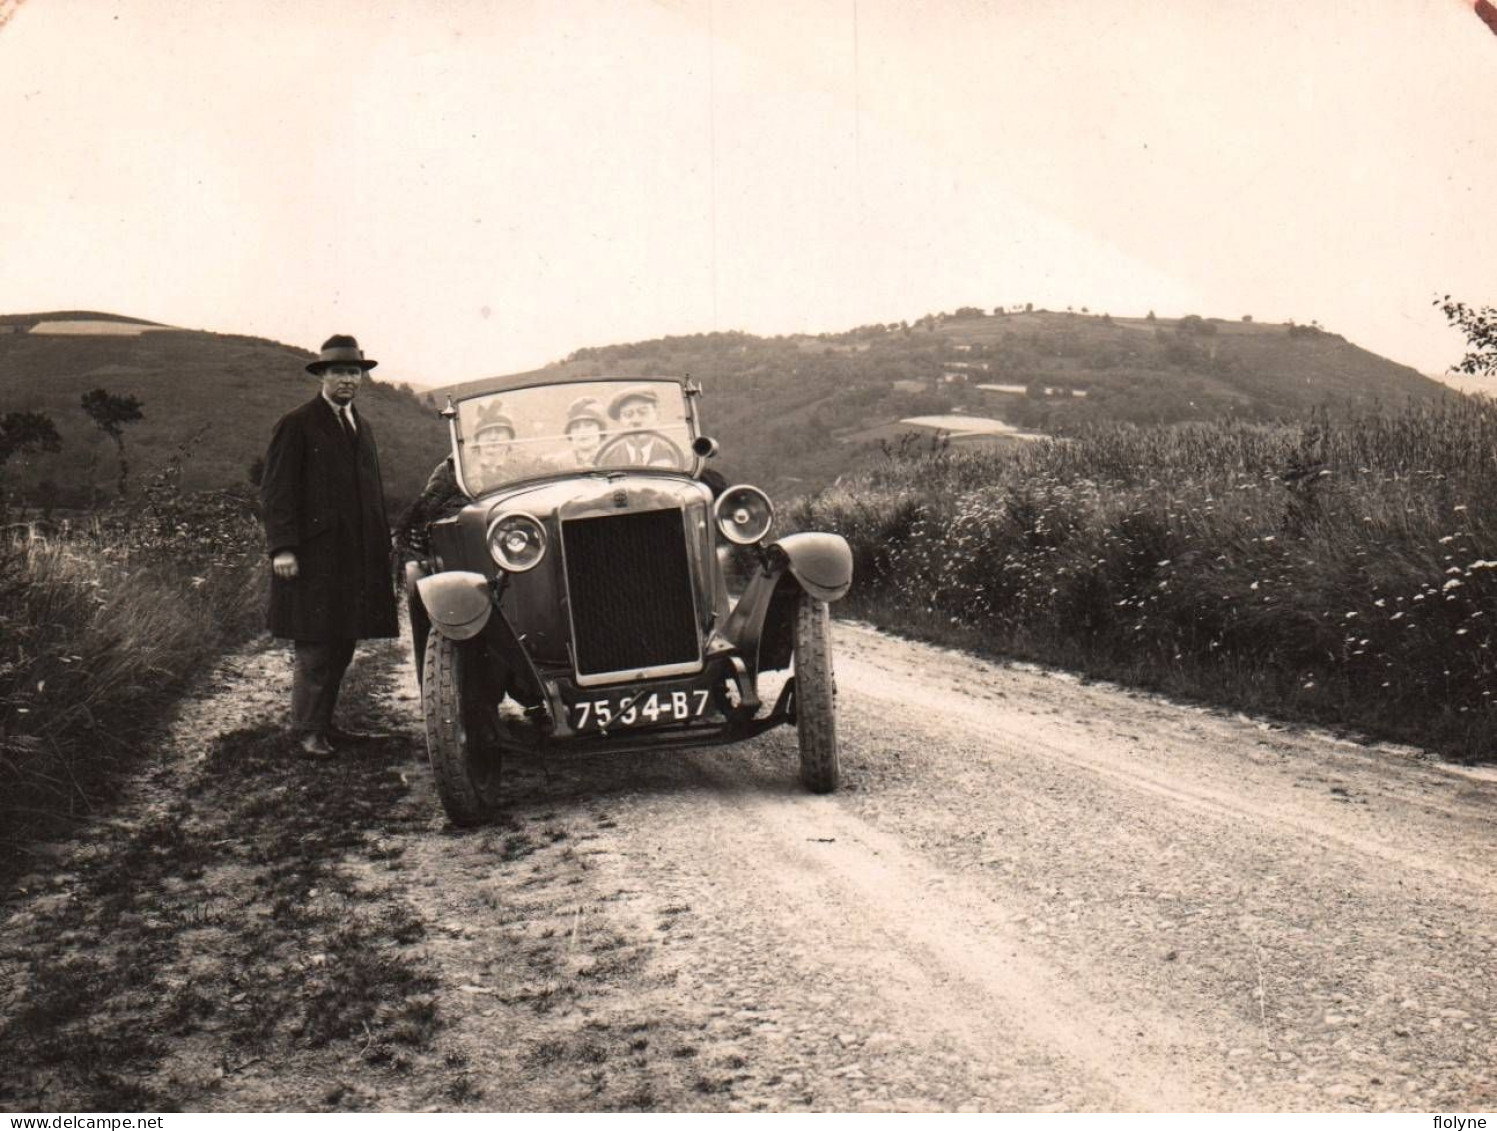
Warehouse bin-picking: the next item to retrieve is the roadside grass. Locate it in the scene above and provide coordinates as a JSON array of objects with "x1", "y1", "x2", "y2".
[
  {"x1": 794, "y1": 399, "x2": 1497, "y2": 761},
  {"x1": 0, "y1": 487, "x2": 265, "y2": 890},
  {"x1": 0, "y1": 647, "x2": 441, "y2": 1110}
]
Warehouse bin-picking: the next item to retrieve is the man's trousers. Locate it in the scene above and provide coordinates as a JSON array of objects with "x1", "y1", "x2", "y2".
[{"x1": 291, "y1": 639, "x2": 357, "y2": 736}]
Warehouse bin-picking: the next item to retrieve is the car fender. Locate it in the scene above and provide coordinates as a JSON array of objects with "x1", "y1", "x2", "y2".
[
  {"x1": 775, "y1": 532, "x2": 854, "y2": 602},
  {"x1": 721, "y1": 533, "x2": 853, "y2": 673},
  {"x1": 416, "y1": 571, "x2": 494, "y2": 641}
]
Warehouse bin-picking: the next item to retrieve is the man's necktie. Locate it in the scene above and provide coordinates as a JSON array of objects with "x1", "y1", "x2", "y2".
[{"x1": 340, "y1": 407, "x2": 357, "y2": 448}]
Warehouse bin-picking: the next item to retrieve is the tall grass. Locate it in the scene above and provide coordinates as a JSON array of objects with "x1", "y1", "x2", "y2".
[
  {"x1": 794, "y1": 398, "x2": 1497, "y2": 760},
  {"x1": 1, "y1": 488, "x2": 266, "y2": 880}
]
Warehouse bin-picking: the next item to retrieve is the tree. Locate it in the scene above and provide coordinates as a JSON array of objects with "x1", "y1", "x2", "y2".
[
  {"x1": 80, "y1": 389, "x2": 145, "y2": 500},
  {"x1": 0, "y1": 411, "x2": 61, "y2": 468},
  {"x1": 0, "y1": 411, "x2": 61, "y2": 515},
  {"x1": 1436, "y1": 296, "x2": 1497, "y2": 376}
]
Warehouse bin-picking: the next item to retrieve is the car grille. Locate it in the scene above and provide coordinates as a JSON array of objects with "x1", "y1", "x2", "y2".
[{"x1": 563, "y1": 508, "x2": 700, "y2": 678}]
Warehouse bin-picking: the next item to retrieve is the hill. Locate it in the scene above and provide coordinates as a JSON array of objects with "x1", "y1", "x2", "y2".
[
  {"x1": 0, "y1": 313, "x2": 447, "y2": 511},
  {"x1": 430, "y1": 309, "x2": 1453, "y2": 494},
  {"x1": 0, "y1": 307, "x2": 1456, "y2": 507}
]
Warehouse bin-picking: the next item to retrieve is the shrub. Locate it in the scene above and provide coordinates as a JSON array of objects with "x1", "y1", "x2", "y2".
[{"x1": 793, "y1": 399, "x2": 1497, "y2": 760}]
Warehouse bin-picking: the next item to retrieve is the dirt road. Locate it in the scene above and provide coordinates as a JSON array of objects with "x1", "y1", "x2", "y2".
[{"x1": 2, "y1": 623, "x2": 1493, "y2": 1112}]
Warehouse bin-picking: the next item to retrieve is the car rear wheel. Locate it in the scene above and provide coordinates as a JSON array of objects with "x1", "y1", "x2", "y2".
[
  {"x1": 792, "y1": 592, "x2": 839, "y2": 793},
  {"x1": 423, "y1": 631, "x2": 503, "y2": 826}
]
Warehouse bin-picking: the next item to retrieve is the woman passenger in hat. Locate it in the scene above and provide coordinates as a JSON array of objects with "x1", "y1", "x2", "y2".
[
  {"x1": 560, "y1": 396, "x2": 608, "y2": 467},
  {"x1": 470, "y1": 403, "x2": 517, "y2": 488}
]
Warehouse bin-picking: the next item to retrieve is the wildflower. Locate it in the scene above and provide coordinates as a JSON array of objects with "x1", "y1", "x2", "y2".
[
  {"x1": 1440, "y1": 535, "x2": 1456, "y2": 544},
  {"x1": 1344, "y1": 611, "x2": 1357, "y2": 619},
  {"x1": 1444, "y1": 579, "x2": 1464, "y2": 591},
  {"x1": 1303, "y1": 681, "x2": 1315, "y2": 690},
  {"x1": 1374, "y1": 599, "x2": 1386, "y2": 608}
]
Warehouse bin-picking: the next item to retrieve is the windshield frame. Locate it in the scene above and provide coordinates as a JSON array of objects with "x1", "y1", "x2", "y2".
[{"x1": 445, "y1": 376, "x2": 705, "y2": 498}]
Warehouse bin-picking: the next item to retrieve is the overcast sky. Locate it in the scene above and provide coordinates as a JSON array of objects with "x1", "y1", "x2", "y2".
[{"x1": 0, "y1": 0, "x2": 1493, "y2": 386}]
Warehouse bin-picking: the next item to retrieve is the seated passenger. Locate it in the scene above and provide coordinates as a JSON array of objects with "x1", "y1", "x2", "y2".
[
  {"x1": 396, "y1": 407, "x2": 515, "y2": 560},
  {"x1": 560, "y1": 396, "x2": 607, "y2": 468},
  {"x1": 600, "y1": 386, "x2": 683, "y2": 468}
]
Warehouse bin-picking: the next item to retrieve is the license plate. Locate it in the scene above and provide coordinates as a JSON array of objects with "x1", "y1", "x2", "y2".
[{"x1": 569, "y1": 684, "x2": 716, "y2": 733}]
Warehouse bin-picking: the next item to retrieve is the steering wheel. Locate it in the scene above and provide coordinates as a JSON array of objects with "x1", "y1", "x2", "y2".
[{"x1": 595, "y1": 430, "x2": 686, "y2": 468}]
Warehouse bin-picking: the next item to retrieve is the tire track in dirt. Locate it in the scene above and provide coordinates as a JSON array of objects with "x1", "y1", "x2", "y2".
[
  {"x1": 5, "y1": 620, "x2": 1493, "y2": 1112},
  {"x1": 373, "y1": 621, "x2": 1495, "y2": 1111}
]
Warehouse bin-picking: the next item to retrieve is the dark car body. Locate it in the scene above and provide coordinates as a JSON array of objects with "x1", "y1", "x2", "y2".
[{"x1": 405, "y1": 376, "x2": 852, "y2": 824}]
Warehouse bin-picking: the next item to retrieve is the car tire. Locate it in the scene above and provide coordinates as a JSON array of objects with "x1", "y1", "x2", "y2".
[
  {"x1": 423, "y1": 630, "x2": 503, "y2": 826},
  {"x1": 792, "y1": 592, "x2": 839, "y2": 793}
]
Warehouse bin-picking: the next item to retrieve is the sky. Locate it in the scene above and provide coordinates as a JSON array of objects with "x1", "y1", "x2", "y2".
[{"x1": 0, "y1": 0, "x2": 1494, "y2": 387}]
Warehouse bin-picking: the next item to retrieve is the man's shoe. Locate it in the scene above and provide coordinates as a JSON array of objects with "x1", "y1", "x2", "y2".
[
  {"x1": 327, "y1": 725, "x2": 387, "y2": 745},
  {"x1": 298, "y1": 732, "x2": 336, "y2": 758}
]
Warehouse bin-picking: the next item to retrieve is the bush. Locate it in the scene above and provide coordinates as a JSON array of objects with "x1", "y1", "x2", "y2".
[{"x1": 794, "y1": 400, "x2": 1497, "y2": 761}]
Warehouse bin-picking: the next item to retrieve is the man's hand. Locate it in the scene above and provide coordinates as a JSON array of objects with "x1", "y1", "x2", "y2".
[{"x1": 272, "y1": 550, "x2": 299, "y2": 580}]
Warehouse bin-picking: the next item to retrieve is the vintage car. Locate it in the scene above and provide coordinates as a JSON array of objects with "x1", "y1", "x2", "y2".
[{"x1": 404, "y1": 376, "x2": 854, "y2": 825}]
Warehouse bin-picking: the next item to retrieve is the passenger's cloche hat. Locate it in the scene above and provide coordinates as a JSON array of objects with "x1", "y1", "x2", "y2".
[
  {"x1": 473, "y1": 400, "x2": 515, "y2": 439},
  {"x1": 565, "y1": 396, "x2": 607, "y2": 433},
  {"x1": 306, "y1": 334, "x2": 378, "y2": 375}
]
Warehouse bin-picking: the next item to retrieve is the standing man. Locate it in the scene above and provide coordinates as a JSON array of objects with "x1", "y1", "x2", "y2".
[{"x1": 260, "y1": 334, "x2": 398, "y2": 757}]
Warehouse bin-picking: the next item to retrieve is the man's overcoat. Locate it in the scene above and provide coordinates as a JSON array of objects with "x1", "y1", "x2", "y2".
[{"x1": 261, "y1": 395, "x2": 399, "y2": 641}]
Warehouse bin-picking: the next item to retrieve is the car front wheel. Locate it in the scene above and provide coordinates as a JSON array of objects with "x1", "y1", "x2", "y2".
[
  {"x1": 792, "y1": 592, "x2": 839, "y2": 793},
  {"x1": 422, "y1": 631, "x2": 503, "y2": 826}
]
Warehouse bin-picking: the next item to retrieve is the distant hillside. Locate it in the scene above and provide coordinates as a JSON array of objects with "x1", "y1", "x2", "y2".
[
  {"x1": 0, "y1": 313, "x2": 447, "y2": 510},
  {"x1": 431, "y1": 309, "x2": 1453, "y2": 494}
]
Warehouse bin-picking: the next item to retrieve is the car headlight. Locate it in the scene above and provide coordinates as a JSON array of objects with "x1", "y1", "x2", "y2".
[
  {"x1": 487, "y1": 512, "x2": 547, "y2": 572},
  {"x1": 714, "y1": 485, "x2": 774, "y2": 545}
]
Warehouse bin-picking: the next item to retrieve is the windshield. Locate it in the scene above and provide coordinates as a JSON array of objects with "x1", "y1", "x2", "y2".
[{"x1": 453, "y1": 378, "x2": 697, "y2": 496}]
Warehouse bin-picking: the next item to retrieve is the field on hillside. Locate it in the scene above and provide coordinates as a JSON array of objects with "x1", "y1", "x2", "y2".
[
  {"x1": 0, "y1": 316, "x2": 448, "y2": 510},
  {"x1": 793, "y1": 398, "x2": 1497, "y2": 762},
  {"x1": 432, "y1": 310, "x2": 1449, "y2": 496}
]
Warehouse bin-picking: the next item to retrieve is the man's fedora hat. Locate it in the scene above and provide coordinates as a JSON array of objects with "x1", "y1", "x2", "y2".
[{"x1": 306, "y1": 334, "x2": 378, "y2": 375}]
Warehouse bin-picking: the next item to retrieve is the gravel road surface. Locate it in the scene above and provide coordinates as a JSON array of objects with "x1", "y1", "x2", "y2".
[{"x1": 3, "y1": 622, "x2": 1492, "y2": 1111}]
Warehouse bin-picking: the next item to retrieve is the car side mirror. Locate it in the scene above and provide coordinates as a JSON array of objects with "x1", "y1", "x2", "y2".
[{"x1": 693, "y1": 435, "x2": 720, "y2": 459}]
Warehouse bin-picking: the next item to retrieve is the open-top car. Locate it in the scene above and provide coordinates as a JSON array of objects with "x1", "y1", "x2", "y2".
[{"x1": 404, "y1": 376, "x2": 854, "y2": 825}]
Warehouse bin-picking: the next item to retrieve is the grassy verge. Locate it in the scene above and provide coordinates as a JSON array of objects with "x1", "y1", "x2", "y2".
[
  {"x1": 793, "y1": 399, "x2": 1497, "y2": 761},
  {"x1": 1, "y1": 489, "x2": 266, "y2": 889},
  {"x1": 0, "y1": 646, "x2": 441, "y2": 1111}
]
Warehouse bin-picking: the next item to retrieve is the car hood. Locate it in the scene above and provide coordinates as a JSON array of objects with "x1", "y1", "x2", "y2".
[{"x1": 471, "y1": 472, "x2": 714, "y2": 522}]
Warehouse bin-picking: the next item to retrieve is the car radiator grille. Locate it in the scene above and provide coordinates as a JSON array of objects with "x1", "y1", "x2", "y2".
[{"x1": 563, "y1": 508, "x2": 700, "y2": 678}]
